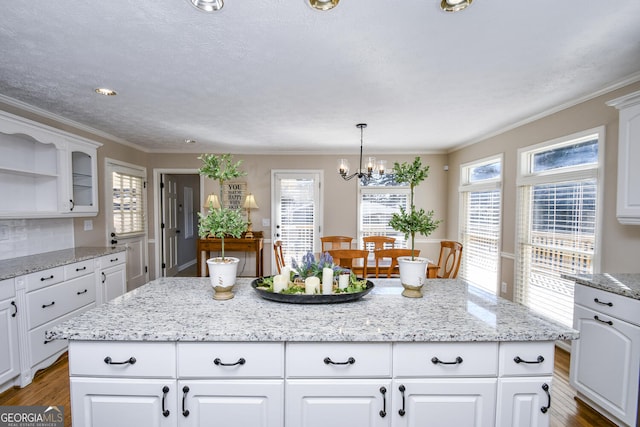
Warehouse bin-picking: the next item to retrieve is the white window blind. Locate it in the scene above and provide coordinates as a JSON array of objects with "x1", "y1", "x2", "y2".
[
  {"x1": 277, "y1": 176, "x2": 318, "y2": 266},
  {"x1": 459, "y1": 157, "x2": 502, "y2": 293},
  {"x1": 112, "y1": 171, "x2": 145, "y2": 235},
  {"x1": 515, "y1": 130, "x2": 602, "y2": 327},
  {"x1": 359, "y1": 187, "x2": 409, "y2": 248}
]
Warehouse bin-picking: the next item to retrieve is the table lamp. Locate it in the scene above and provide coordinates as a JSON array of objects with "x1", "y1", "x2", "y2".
[
  {"x1": 204, "y1": 194, "x2": 221, "y2": 210},
  {"x1": 243, "y1": 193, "x2": 259, "y2": 238}
]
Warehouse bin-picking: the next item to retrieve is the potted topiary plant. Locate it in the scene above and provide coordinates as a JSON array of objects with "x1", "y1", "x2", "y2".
[
  {"x1": 197, "y1": 153, "x2": 248, "y2": 300},
  {"x1": 389, "y1": 156, "x2": 442, "y2": 298}
]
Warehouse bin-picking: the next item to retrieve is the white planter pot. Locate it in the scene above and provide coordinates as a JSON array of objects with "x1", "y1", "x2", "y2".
[
  {"x1": 397, "y1": 256, "x2": 430, "y2": 298},
  {"x1": 206, "y1": 257, "x2": 240, "y2": 300}
]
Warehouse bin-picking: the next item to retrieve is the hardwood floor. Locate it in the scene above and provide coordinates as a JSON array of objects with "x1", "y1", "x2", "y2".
[{"x1": 0, "y1": 347, "x2": 618, "y2": 426}]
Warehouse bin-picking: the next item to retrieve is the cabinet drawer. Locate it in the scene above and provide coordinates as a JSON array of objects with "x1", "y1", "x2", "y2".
[
  {"x1": 99, "y1": 252, "x2": 126, "y2": 269},
  {"x1": 178, "y1": 342, "x2": 283, "y2": 378},
  {"x1": 24, "y1": 266, "x2": 64, "y2": 292},
  {"x1": 0, "y1": 278, "x2": 15, "y2": 300},
  {"x1": 69, "y1": 341, "x2": 176, "y2": 378},
  {"x1": 498, "y1": 342, "x2": 555, "y2": 376},
  {"x1": 30, "y1": 303, "x2": 94, "y2": 366},
  {"x1": 575, "y1": 284, "x2": 640, "y2": 326},
  {"x1": 64, "y1": 259, "x2": 95, "y2": 280},
  {"x1": 286, "y1": 343, "x2": 392, "y2": 378},
  {"x1": 393, "y1": 342, "x2": 498, "y2": 377},
  {"x1": 27, "y1": 274, "x2": 96, "y2": 329}
]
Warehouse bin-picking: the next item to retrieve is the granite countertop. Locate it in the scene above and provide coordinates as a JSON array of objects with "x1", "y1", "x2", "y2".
[
  {"x1": 0, "y1": 247, "x2": 126, "y2": 280},
  {"x1": 564, "y1": 273, "x2": 640, "y2": 300},
  {"x1": 48, "y1": 277, "x2": 578, "y2": 343}
]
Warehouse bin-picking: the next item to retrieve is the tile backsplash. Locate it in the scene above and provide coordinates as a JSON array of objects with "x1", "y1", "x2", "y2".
[{"x1": 0, "y1": 218, "x2": 74, "y2": 260}]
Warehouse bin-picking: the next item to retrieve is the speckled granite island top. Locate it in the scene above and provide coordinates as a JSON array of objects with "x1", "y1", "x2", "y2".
[
  {"x1": 564, "y1": 273, "x2": 640, "y2": 300},
  {"x1": 48, "y1": 277, "x2": 578, "y2": 343},
  {"x1": 0, "y1": 246, "x2": 126, "y2": 280}
]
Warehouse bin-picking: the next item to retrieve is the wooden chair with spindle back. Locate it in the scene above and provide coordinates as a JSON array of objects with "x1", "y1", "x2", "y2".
[
  {"x1": 373, "y1": 248, "x2": 420, "y2": 278},
  {"x1": 435, "y1": 241, "x2": 463, "y2": 279},
  {"x1": 320, "y1": 236, "x2": 354, "y2": 252},
  {"x1": 273, "y1": 240, "x2": 285, "y2": 274},
  {"x1": 328, "y1": 249, "x2": 368, "y2": 278}
]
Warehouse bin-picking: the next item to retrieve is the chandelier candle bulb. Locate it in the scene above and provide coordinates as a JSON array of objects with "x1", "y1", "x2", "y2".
[
  {"x1": 322, "y1": 268, "x2": 334, "y2": 294},
  {"x1": 338, "y1": 273, "x2": 349, "y2": 290},
  {"x1": 305, "y1": 276, "x2": 320, "y2": 294},
  {"x1": 273, "y1": 275, "x2": 287, "y2": 293}
]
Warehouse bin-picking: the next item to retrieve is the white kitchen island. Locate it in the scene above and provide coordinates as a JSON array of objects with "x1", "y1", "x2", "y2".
[{"x1": 48, "y1": 277, "x2": 578, "y2": 427}]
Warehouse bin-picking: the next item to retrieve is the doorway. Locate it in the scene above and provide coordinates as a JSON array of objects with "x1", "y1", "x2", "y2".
[{"x1": 154, "y1": 169, "x2": 202, "y2": 278}]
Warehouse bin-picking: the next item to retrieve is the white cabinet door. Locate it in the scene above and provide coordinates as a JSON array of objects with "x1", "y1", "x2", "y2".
[
  {"x1": 99, "y1": 264, "x2": 127, "y2": 304},
  {"x1": 392, "y1": 378, "x2": 497, "y2": 427},
  {"x1": 66, "y1": 142, "x2": 98, "y2": 214},
  {"x1": 286, "y1": 379, "x2": 391, "y2": 427},
  {"x1": 70, "y1": 377, "x2": 176, "y2": 427},
  {"x1": 570, "y1": 304, "x2": 640, "y2": 426},
  {"x1": 496, "y1": 377, "x2": 552, "y2": 427},
  {"x1": 0, "y1": 296, "x2": 20, "y2": 386},
  {"x1": 179, "y1": 379, "x2": 284, "y2": 427}
]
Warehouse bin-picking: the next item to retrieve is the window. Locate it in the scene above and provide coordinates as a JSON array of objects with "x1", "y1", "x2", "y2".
[
  {"x1": 515, "y1": 128, "x2": 603, "y2": 327},
  {"x1": 459, "y1": 156, "x2": 502, "y2": 293},
  {"x1": 112, "y1": 170, "x2": 146, "y2": 236},
  {"x1": 358, "y1": 175, "x2": 410, "y2": 248}
]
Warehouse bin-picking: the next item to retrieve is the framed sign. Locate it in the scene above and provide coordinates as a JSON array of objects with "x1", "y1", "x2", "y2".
[{"x1": 222, "y1": 181, "x2": 247, "y2": 210}]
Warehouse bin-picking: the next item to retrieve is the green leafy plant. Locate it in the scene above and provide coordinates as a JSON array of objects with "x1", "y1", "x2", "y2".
[
  {"x1": 198, "y1": 153, "x2": 248, "y2": 260},
  {"x1": 389, "y1": 157, "x2": 442, "y2": 260}
]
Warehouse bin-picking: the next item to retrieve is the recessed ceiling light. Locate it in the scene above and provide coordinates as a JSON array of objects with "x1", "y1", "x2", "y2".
[
  {"x1": 184, "y1": 139, "x2": 197, "y2": 144},
  {"x1": 440, "y1": 0, "x2": 472, "y2": 12},
  {"x1": 309, "y1": 0, "x2": 339, "y2": 11},
  {"x1": 188, "y1": 0, "x2": 223, "y2": 12},
  {"x1": 94, "y1": 88, "x2": 117, "y2": 96}
]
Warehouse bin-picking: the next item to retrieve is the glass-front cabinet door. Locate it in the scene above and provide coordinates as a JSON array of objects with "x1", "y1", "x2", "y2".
[{"x1": 66, "y1": 142, "x2": 99, "y2": 214}]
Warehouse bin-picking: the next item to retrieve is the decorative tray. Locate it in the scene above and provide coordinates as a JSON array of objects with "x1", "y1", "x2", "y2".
[{"x1": 251, "y1": 277, "x2": 374, "y2": 304}]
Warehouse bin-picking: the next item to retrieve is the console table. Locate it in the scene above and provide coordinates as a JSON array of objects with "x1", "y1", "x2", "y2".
[{"x1": 197, "y1": 232, "x2": 264, "y2": 277}]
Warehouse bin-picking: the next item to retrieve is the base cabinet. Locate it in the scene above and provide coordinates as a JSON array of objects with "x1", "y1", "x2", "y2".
[
  {"x1": 570, "y1": 285, "x2": 640, "y2": 426},
  {"x1": 496, "y1": 377, "x2": 553, "y2": 427},
  {"x1": 97, "y1": 254, "x2": 127, "y2": 304},
  {"x1": 0, "y1": 279, "x2": 20, "y2": 388}
]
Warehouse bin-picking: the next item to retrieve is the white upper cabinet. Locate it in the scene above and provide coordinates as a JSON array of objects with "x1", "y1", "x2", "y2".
[
  {"x1": 607, "y1": 90, "x2": 640, "y2": 225},
  {"x1": 0, "y1": 111, "x2": 101, "y2": 218}
]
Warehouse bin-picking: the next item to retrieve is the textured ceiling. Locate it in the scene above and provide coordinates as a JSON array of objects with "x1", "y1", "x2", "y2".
[{"x1": 1, "y1": 1, "x2": 639, "y2": 154}]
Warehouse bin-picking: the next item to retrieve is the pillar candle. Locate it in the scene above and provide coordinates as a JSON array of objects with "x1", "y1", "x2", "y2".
[
  {"x1": 305, "y1": 276, "x2": 320, "y2": 295},
  {"x1": 281, "y1": 266, "x2": 291, "y2": 288},
  {"x1": 322, "y1": 267, "x2": 333, "y2": 295},
  {"x1": 273, "y1": 274, "x2": 287, "y2": 293},
  {"x1": 338, "y1": 273, "x2": 350, "y2": 290}
]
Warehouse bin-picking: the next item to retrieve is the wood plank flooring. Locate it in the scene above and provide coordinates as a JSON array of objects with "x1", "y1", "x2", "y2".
[{"x1": 0, "y1": 347, "x2": 618, "y2": 426}]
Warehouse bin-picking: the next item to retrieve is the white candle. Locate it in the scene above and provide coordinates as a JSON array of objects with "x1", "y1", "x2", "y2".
[
  {"x1": 322, "y1": 267, "x2": 333, "y2": 295},
  {"x1": 273, "y1": 274, "x2": 287, "y2": 293},
  {"x1": 305, "y1": 277, "x2": 320, "y2": 295},
  {"x1": 281, "y1": 266, "x2": 291, "y2": 288},
  {"x1": 338, "y1": 273, "x2": 350, "y2": 290}
]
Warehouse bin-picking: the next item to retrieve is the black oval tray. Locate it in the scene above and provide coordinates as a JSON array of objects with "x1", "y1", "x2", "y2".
[{"x1": 251, "y1": 277, "x2": 374, "y2": 304}]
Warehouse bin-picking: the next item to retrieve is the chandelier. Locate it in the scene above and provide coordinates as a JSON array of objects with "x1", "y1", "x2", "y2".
[{"x1": 337, "y1": 123, "x2": 386, "y2": 182}]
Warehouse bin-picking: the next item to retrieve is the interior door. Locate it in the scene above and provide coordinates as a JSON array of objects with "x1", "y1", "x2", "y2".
[
  {"x1": 271, "y1": 171, "x2": 323, "y2": 270},
  {"x1": 161, "y1": 174, "x2": 179, "y2": 277}
]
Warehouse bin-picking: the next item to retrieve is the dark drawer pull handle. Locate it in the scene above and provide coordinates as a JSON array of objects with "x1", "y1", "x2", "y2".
[
  {"x1": 594, "y1": 298, "x2": 613, "y2": 307},
  {"x1": 324, "y1": 356, "x2": 356, "y2": 365},
  {"x1": 162, "y1": 385, "x2": 170, "y2": 417},
  {"x1": 111, "y1": 258, "x2": 119, "y2": 263},
  {"x1": 541, "y1": 383, "x2": 551, "y2": 413},
  {"x1": 44, "y1": 339, "x2": 53, "y2": 344},
  {"x1": 594, "y1": 315, "x2": 613, "y2": 326},
  {"x1": 514, "y1": 355, "x2": 544, "y2": 364},
  {"x1": 398, "y1": 384, "x2": 406, "y2": 416},
  {"x1": 214, "y1": 357, "x2": 246, "y2": 366},
  {"x1": 102, "y1": 272, "x2": 106, "y2": 283},
  {"x1": 40, "y1": 275, "x2": 54, "y2": 281},
  {"x1": 11, "y1": 301, "x2": 17, "y2": 317},
  {"x1": 104, "y1": 356, "x2": 137, "y2": 365},
  {"x1": 77, "y1": 289, "x2": 88, "y2": 295},
  {"x1": 69, "y1": 199, "x2": 75, "y2": 211},
  {"x1": 76, "y1": 266, "x2": 87, "y2": 272},
  {"x1": 182, "y1": 386, "x2": 190, "y2": 417},
  {"x1": 431, "y1": 356, "x2": 463, "y2": 365},
  {"x1": 379, "y1": 386, "x2": 387, "y2": 418},
  {"x1": 42, "y1": 301, "x2": 55, "y2": 308}
]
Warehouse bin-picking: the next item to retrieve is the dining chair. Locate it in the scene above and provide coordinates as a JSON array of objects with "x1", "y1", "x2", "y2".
[
  {"x1": 435, "y1": 241, "x2": 463, "y2": 279},
  {"x1": 374, "y1": 248, "x2": 420, "y2": 278},
  {"x1": 321, "y1": 236, "x2": 354, "y2": 252},
  {"x1": 328, "y1": 249, "x2": 369, "y2": 278},
  {"x1": 273, "y1": 240, "x2": 285, "y2": 274},
  {"x1": 362, "y1": 236, "x2": 396, "y2": 252}
]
